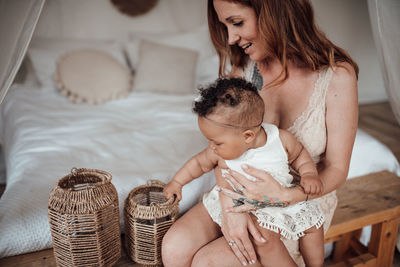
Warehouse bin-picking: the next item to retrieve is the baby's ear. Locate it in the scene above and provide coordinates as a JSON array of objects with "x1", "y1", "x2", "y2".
[{"x1": 243, "y1": 130, "x2": 256, "y2": 143}]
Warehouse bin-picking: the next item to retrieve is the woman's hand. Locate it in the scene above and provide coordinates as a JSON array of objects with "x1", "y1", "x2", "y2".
[
  {"x1": 220, "y1": 211, "x2": 265, "y2": 265},
  {"x1": 217, "y1": 164, "x2": 291, "y2": 213}
]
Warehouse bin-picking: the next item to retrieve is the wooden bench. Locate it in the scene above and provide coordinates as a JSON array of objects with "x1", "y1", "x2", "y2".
[
  {"x1": 1, "y1": 171, "x2": 400, "y2": 266},
  {"x1": 324, "y1": 170, "x2": 400, "y2": 267}
]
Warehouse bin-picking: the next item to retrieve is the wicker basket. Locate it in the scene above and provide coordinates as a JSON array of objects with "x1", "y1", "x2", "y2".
[
  {"x1": 124, "y1": 180, "x2": 179, "y2": 266},
  {"x1": 48, "y1": 168, "x2": 121, "y2": 267}
]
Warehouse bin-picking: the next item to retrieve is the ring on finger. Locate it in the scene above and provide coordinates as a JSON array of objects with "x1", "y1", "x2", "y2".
[{"x1": 228, "y1": 241, "x2": 235, "y2": 246}]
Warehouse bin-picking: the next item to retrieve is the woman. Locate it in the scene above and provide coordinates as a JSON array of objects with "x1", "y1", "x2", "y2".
[{"x1": 162, "y1": 0, "x2": 358, "y2": 266}]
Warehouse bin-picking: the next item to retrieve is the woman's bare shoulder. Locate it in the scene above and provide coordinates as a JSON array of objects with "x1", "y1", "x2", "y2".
[
  {"x1": 326, "y1": 62, "x2": 358, "y2": 103},
  {"x1": 330, "y1": 62, "x2": 358, "y2": 91}
]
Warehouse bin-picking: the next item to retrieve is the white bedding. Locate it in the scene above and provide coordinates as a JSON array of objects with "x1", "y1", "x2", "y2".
[{"x1": 0, "y1": 83, "x2": 399, "y2": 258}]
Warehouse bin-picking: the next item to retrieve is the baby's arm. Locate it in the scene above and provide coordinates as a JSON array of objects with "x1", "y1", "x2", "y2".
[
  {"x1": 279, "y1": 129, "x2": 323, "y2": 195},
  {"x1": 163, "y1": 146, "x2": 219, "y2": 200}
]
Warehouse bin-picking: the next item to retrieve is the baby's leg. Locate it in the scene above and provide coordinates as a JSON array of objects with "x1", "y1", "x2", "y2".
[
  {"x1": 250, "y1": 215, "x2": 297, "y2": 267},
  {"x1": 299, "y1": 226, "x2": 324, "y2": 267},
  {"x1": 162, "y1": 202, "x2": 221, "y2": 267}
]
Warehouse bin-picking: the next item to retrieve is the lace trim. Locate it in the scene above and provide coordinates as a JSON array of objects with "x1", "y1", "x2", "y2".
[
  {"x1": 203, "y1": 187, "x2": 326, "y2": 240},
  {"x1": 287, "y1": 67, "x2": 333, "y2": 133},
  {"x1": 257, "y1": 215, "x2": 325, "y2": 240}
]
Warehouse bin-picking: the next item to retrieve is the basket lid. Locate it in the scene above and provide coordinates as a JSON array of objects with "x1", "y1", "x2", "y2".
[{"x1": 48, "y1": 168, "x2": 118, "y2": 214}]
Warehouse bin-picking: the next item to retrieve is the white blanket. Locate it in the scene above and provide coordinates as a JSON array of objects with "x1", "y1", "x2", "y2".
[{"x1": 0, "y1": 84, "x2": 399, "y2": 257}]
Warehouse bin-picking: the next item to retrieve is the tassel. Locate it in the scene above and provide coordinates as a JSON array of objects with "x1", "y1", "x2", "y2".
[
  {"x1": 256, "y1": 217, "x2": 325, "y2": 240},
  {"x1": 315, "y1": 215, "x2": 325, "y2": 229}
]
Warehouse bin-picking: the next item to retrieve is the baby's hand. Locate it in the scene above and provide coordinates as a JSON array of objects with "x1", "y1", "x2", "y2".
[
  {"x1": 163, "y1": 180, "x2": 183, "y2": 201},
  {"x1": 300, "y1": 174, "x2": 323, "y2": 195}
]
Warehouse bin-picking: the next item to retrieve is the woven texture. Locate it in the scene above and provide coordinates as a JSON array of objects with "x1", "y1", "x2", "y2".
[
  {"x1": 124, "y1": 180, "x2": 179, "y2": 266},
  {"x1": 48, "y1": 168, "x2": 121, "y2": 266}
]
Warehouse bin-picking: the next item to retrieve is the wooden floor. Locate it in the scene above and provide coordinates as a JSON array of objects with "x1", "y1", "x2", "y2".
[
  {"x1": 0, "y1": 101, "x2": 399, "y2": 266},
  {"x1": 0, "y1": 236, "x2": 143, "y2": 267}
]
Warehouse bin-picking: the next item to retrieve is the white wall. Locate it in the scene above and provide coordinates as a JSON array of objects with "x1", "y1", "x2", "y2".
[
  {"x1": 33, "y1": 0, "x2": 206, "y2": 40},
  {"x1": 33, "y1": 0, "x2": 386, "y2": 104},
  {"x1": 312, "y1": 0, "x2": 387, "y2": 103}
]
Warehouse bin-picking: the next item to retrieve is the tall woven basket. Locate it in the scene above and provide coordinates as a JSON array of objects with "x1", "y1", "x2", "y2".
[
  {"x1": 124, "y1": 180, "x2": 179, "y2": 266},
  {"x1": 48, "y1": 168, "x2": 121, "y2": 267}
]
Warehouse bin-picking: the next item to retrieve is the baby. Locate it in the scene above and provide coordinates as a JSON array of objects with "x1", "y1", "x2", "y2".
[{"x1": 163, "y1": 78, "x2": 325, "y2": 266}]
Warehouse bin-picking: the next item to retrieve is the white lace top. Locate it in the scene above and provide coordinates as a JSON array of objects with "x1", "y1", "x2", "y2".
[{"x1": 202, "y1": 124, "x2": 325, "y2": 240}]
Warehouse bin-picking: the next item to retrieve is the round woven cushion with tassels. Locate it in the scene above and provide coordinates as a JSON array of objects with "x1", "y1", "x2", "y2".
[
  {"x1": 55, "y1": 49, "x2": 132, "y2": 104},
  {"x1": 48, "y1": 168, "x2": 121, "y2": 267},
  {"x1": 124, "y1": 180, "x2": 179, "y2": 266}
]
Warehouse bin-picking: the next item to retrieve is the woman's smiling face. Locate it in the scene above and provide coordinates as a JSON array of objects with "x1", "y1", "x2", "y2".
[{"x1": 213, "y1": 0, "x2": 268, "y2": 62}]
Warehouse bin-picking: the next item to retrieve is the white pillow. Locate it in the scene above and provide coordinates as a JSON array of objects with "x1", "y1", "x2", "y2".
[
  {"x1": 125, "y1": 25, "x2": 218, "y2": 86},
  {"x1": 127, "y1": 25, "x2": 214, "y2": 68},
  {"x1": 133, "y1": 40, "x2": 199, "y2": 94},
  {"x1": 55, "y1": 49, "x2": 132, "y2": 104},
  {"x1": 28, "y1": 38, "x2": 127, "y2": 88}
]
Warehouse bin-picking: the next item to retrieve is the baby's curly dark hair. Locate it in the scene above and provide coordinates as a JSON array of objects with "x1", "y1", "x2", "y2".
[{"x1": 193, "y1": 78, "x2": 264, "y2": 128}]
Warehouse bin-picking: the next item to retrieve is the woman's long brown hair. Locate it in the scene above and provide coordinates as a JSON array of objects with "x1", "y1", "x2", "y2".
[{"x1": 208, "y1": 0, "x2": 359, "y2": 87}]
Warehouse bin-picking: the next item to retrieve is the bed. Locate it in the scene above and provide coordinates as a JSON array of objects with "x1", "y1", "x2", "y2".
[{"x1": 1, "y1": 0, "x2": 400, "y2": 260}]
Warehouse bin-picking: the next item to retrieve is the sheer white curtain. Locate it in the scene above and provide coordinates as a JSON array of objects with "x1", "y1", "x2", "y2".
[
  {"x1": 367, "y1": 0, "x2": 400, "y2": 253},
  {"x1": 0, "y1": 0, "x2": 45, "y2": 105},
  {"x1": 367, "y1": 0, "x2": 400, "y2": 124}
]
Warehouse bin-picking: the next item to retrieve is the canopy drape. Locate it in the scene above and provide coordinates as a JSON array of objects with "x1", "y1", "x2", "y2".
[
  {"x1": 0, "y1": 0, "x2": 45, "y2": 105},
  {"x1": 367, "y1": 0, "x2": 400, "y2": 252},
  {"x1": 367, "y1": 0, "x2": 400, "y2": 125}
]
